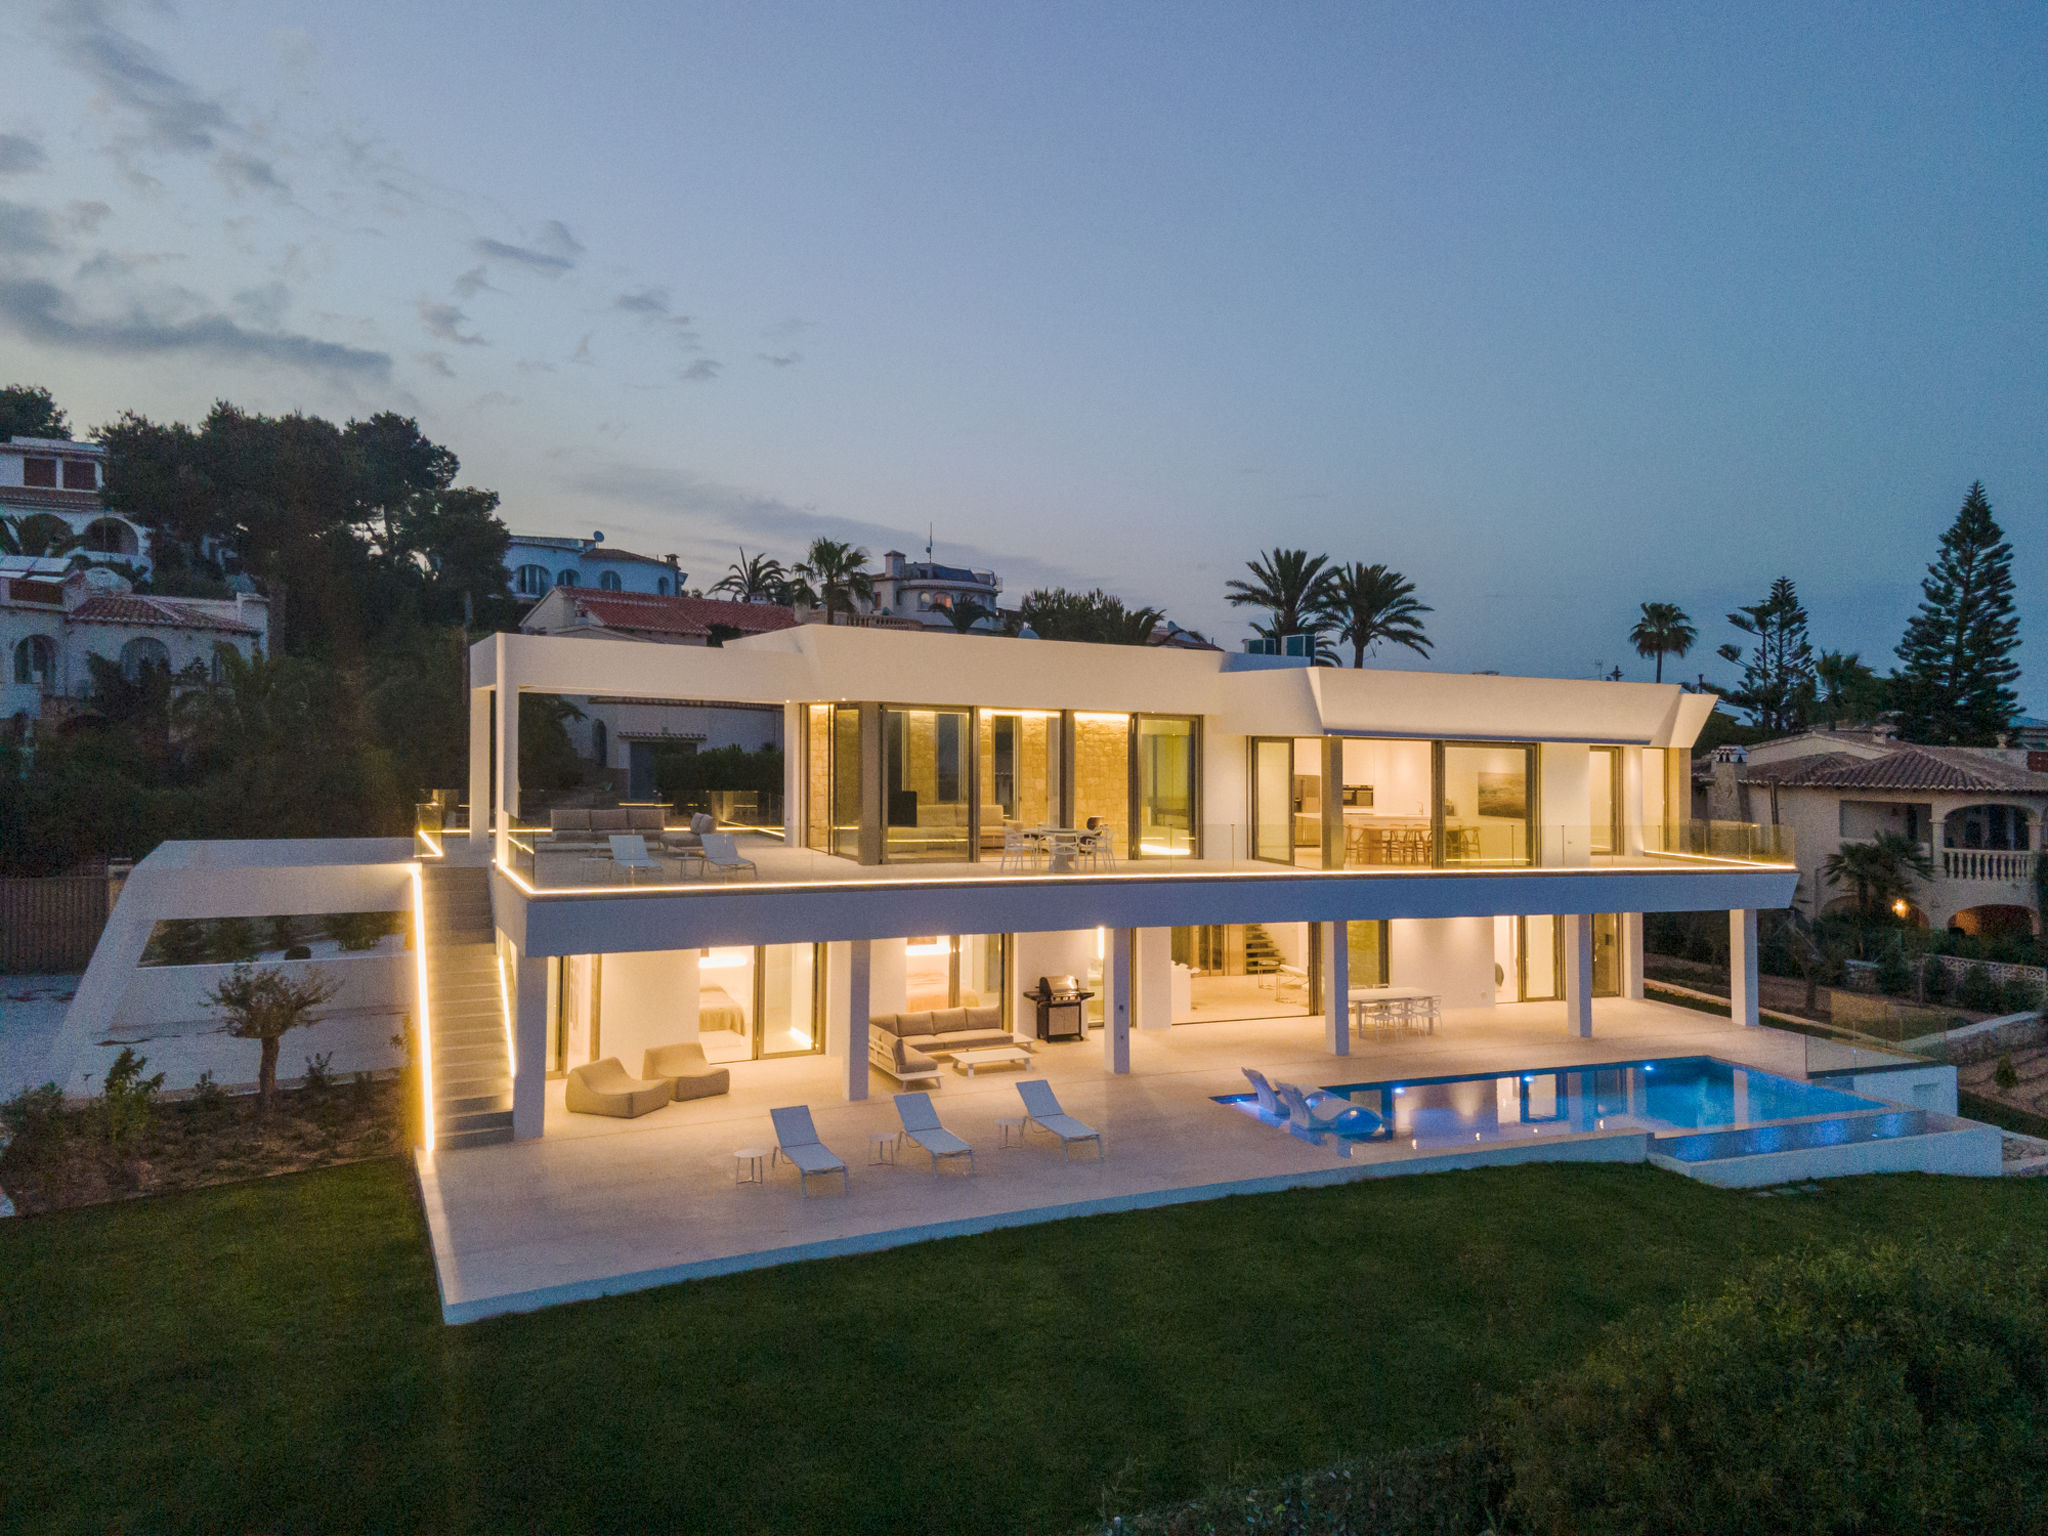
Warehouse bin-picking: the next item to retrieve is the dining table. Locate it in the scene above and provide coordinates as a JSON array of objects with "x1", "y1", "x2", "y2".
[{"x1": 1347, "y1": 985, "x2": 1441, "y2": 1037}]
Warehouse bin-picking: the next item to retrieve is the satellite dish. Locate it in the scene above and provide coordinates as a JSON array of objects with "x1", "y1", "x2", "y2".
[{"x1": 591, "y1": 530, "x2": 605, "y2": 543}]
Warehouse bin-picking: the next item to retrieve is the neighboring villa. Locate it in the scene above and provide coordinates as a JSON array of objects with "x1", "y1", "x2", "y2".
[
  {"x1": 1, "y1": 436, "x2": 151, "y2": 577},
  {"x1": 517, "y1": 588, "x2": 794, "y2": 794},
  {"x1": 506, "y1": 532, "x2": 685, "y2": 599},
  {"x1": 872, "y1": 549, "x2": 1002, "y2": 629},
  {"x1": 1698, "y1": 730, "x2": 2048, "y2": 937},
  {"x1": 2, "y1": 565, "x2": 268, "y2": 727}
]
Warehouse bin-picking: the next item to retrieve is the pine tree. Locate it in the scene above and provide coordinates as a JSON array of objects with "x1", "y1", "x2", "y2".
[
  {"x1": 1716, "y1": 577, "x2": 1816, "y2": 733},
  {"x1": 1893, "y1": 482, "x2": 2020, "y2": 745}
]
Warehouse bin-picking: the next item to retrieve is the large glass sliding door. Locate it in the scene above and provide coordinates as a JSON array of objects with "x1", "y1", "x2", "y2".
[
  {"x1": 831, "y1": 706, "x2": 862, "y2": 859},
  {"x1": 979, "y1": 710, "x2": 1061, "y2": 851},
  {"x1": 1337, "y1": 737, "x2": 1434, "y2": 867},
  {"x1": 700, "y1": 943, "x2": 827, "y2": 1065},
  {"x1": 903, "y1": 934, "x2": 1009, "y2": 1013},
  {"x1": 1589, "y1": 745, "x2": 1620, "y2": 856},
  {"x1": 1251, "y1": 738, "x2": 1294, "y2": 863},
  {"x1": 1135, "y1": 715, "x2": 1197, "y2": 856},
  {"x1": 884, "y1": 707, "x2": 973, "y2": 862},
  {"x1": 1071, "y1": 712, "x2": 1131, "y2": 847},
  {"x1": 1440, "y1": 742, "x2": 1534, "y2": 867},
  {"x1": 805, "y1": 705, "x2": 832, "y2": 852}
]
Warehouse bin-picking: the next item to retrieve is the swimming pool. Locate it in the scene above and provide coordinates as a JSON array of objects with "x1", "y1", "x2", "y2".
[{"x1": 1225, "y1": 1057, "x2": 1884, "y2": 1151}]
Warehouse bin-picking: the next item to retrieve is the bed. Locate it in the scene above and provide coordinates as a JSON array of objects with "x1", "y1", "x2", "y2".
[{"x1": 700, "y1": 985, "x2": 748, "y2": 1036}]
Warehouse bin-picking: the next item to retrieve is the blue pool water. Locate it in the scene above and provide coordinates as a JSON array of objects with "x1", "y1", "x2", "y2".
[{"x1": 1226, "y1": 1056, "x2": 1883, "y2": 1151}]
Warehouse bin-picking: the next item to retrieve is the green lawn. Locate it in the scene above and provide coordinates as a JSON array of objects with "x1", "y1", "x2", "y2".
[{"x1": 5, "y1": 1160, "x2": 2047, "y2": 1534}]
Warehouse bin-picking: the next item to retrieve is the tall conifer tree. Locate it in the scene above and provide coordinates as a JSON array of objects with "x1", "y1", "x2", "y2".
[
  {"x1": 1716, "y1": 577, "x2": 1816, "y2": 733},
  {"x1": 1893, "y1": 482, "x2": 2019, "y2": 745}
]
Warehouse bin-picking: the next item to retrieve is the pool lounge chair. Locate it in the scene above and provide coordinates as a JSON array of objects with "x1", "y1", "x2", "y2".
[
  {"x1": 893, "y1": 1092, "x2": 975, "y2": 1175},
  {"x1": 769, "y1": 1105, "x2": 850, "y2": 1196},
  {"x1": 608, "y1": 833, "x2": 667, "y2": 884},
  {"x1": 1240, "y1": 1067, "x2": 1287, "y2": 1119},
  {"x1": 1274, "y1": 1082, "x2": 1385, "y2": 1140},
  {"x1": 700, "y1": 832, "x2": 759, "y2": 880},
  {"x1": 1015, "y1": 1079, "x2": 1104, "y2": 1161}
]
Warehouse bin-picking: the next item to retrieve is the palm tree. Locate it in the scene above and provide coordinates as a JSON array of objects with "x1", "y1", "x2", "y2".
[
  {"x1": 0, "y1": 512, "x2": 75, "y2": 560},
  {"x1": 1822, "y1": 833, "x2": 1933, "y2": 921},
  {"x1": 1225, "y1": 548, "x2": 1335, "y2": 645},
  {"x1": 941, "y1": 597, "x2": 993, "y2": 633},
  {"x1": 709, "y1": 548, "x2": 788, "y2": 603},
  {"x1": 1629, "y1": 602, "x2": 1696, "y2": 683},
  {"x1": 1318, "y1": 562, "x2": 1432, "y2": 668},
  {"x1": 794, "y1": 538, "x2": 875, "y2": 623},
  {"x1": 1106, "y1": 601, "x2": 1167, "y2": 646}
]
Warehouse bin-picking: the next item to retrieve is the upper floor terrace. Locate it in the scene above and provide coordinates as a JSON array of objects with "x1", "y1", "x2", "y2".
[{"x1": 458, "y1": 627, "x2": 1793, "y2": 932}]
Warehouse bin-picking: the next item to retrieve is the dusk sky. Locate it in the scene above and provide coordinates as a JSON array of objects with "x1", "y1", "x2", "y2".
[{"x1": 2, "y1": 2, "x2": 2042, "y2": 698}]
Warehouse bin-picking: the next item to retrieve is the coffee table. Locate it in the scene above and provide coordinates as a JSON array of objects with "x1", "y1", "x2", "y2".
[{"x1": 951, "y1": 1045, "x2": 1033, "y2": 1077}]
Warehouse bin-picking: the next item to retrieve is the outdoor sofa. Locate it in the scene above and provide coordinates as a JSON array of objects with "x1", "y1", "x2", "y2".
[
  {"x1": 564, "y1": 1057, "x2": 673, "y2": 1118},
  {"x1": 868, "y1": 1005, "x2": 1014, "y2": 1083},
  {"x1": 641, "y1": 1041, "x2": 730, "y2": 1102}
]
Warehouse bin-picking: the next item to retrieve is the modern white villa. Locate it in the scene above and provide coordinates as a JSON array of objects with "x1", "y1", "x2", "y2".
[{"x1": 63, "y1": 622, "x2": 2001, "y2": 1322}]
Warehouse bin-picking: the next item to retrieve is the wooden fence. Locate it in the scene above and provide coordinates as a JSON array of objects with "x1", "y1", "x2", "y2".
[{"x1": 0, "y1": 872, "x2": 116, "y2": 974}]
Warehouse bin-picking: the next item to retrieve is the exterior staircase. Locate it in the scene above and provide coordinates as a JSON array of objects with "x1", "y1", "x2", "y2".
[
  {"x1": 419, "y1": 864, "x2": 514, "y2": 1149},
  {"x1": 1241, "y1": 923, "x2": 1284, "y2": 975}
]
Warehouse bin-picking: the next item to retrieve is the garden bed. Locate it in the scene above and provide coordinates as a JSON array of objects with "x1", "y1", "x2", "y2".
[{"x1": 1, "y1": 1072, "x2": 407, "y2": 1216}]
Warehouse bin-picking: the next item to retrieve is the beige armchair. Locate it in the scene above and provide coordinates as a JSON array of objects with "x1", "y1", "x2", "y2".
[
  {"x1": 564, "y1": 1057, "x2": 673, "y2": 1118},
  {"x1": 642, "y1": 1041, "x2": 731, "y2": 1102}
]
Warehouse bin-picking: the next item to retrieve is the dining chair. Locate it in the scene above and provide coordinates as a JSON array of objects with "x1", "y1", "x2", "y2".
[{"x1": 999, "y1": 823, "x2": 1041, "y2": 872}]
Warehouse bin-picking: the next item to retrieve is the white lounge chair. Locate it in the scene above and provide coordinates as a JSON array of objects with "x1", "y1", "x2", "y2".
[
  {"x1": 1241, "y1": 1067, "x2": 1287, "y2": 1119},
  {"x1": 893, "y1": 1092, "x2": 975, "y2": 1175},
  {"x1": 1274, "y1": 1082, "x2": 1385, "y2": 1140},
  {"x1": 608, "y1": 833, "x2": 666, "y2": 884},
  {"x1": 700, "y1": 832, "x2": 759, "y2": 880},
  {"x1": 1015, "y1": 1079, "x2": 1104, "y2": 1161},
  {"x1": 769, "y1": 1105, "x2": 849, "y2": 1196}
]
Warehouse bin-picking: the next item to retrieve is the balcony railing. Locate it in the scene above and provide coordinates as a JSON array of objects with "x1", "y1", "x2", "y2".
[
  {"x1": 494, "y1": 815, "x2": 1794, "y2": 892},
  {"x1": 1939, "y1": 846, "x2": 2037, "y2": 883}
]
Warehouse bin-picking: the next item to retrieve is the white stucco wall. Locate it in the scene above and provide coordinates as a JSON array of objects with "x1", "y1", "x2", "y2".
[{"x1": 1389, "y1": 916, "x2": 1498, "y2": 1008}]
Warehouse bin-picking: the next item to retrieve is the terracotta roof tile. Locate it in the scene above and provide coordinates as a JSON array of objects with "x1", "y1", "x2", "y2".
[
  {"x1": 551, "y1": 590, "x2": 799, "y2": 639},
  {"x1": 67, "y1": 594, "x2": 261, "y2": 635},
  {"x1": 1705, "y1": 743, "x2": 2048, "y2": 794}
]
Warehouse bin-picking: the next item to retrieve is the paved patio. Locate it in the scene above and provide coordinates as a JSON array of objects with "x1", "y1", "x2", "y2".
[{"x1": 416, "y1": 998, "x2": 1843, "y2": 1322}]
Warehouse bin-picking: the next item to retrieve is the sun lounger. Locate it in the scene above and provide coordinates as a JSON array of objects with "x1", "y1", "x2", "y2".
[
  {"x1": 700, "y1": 832, "x2": 759, "y2": 880},
  {"x1": 1274, "y1": 1082, "x2": 1385, "y2": 1140},
  {"x1": 1015, "y1": 1078, "x2": 1104, "y2": 1161},
  {"x1": 769, "y1": 1104, "x2": 850, "y2": 1196},
  {"x1": 1241, "y1": 1067, "x2": 1287, "y2": 1119},
  {"x1": 893, "y1": 1091, "x2": 975, "y2": 1175},
  {"x1": 608, "y1": 833, "x2": 667, "y2": 883}
]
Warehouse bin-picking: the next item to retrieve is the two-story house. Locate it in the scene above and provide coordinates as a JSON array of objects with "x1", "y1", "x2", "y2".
[
  {"x1": 0, "y1": 437, "x2": 152, "y2": 576},
  {"x1": 506, "y1": 532, "x2": 684, "y2": 600},
  {"x1": 1698, "y1": 730, "x2": 2048, "y2": 937},
  {"x1": 872, "y1": 550, "x2": 1002, "y2": 629}
]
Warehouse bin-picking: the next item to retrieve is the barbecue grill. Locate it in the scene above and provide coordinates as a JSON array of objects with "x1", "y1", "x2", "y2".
[{"x1": 1023, "y1": 974, "x2": 1093, "y2": 1042}]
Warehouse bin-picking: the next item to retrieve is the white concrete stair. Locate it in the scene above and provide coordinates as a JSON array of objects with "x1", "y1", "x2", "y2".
[{"x1": 420, "y1": 865, "x2": 514, "y2": 1149}]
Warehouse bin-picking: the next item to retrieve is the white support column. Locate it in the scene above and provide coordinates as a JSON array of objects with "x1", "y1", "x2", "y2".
[
  {"x1": 782, "y1": 702, "x2": 803, "y2": 845},
  {"x1": 492, "y1": 634, "x2": 518, "y2": 867},
  {"x1": 1562, "y1": 913, "x2": 1594, "y2": 1038},
  {"x1": 510, "y1": 941, "x2": 548, "y2": 1139},
  {"x1": 1323, "y1": 920, "x2": 1349, "y2": 1056},
  {"x1": 468, "y1": 687, "x2": 492, "y2": 846},
  {"x1": 843, "y1": 938, "x2": 871, "y2": 1100},
  {"x1": 1730, "y1": 908, "x2": 1760, "y2": 1028},
  {"x1": 1621, "y1": 912, "x2": 1645, "y2": 1000},
  {"x1": 1104, "y1": 928, "x2": 1131, "y2": 1074}
]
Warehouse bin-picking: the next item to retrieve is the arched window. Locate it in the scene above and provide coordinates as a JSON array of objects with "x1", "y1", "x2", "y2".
[
  {"x1": 515, "y1": 564, "x2": 550, "y2": 596},
  {"x1": 79, "y1": 518, "x2": 139, "y2": 556},
  {"x1": 600, "y1": 570, "x2": 623, "y2": 591},
  {"x1": 556, "y1": 569, "x2": 580, "y2": 588},
  {"x1": 592, "y1": 719, "x2": 609, "y2": 764},
  {"x1": 12, "y1": 635, "x2": 56, "y2": 693},
  {"x1": 119, "y1": 636, "x2": 171, "y2": 682},
  {"x1": 657, "y1": 577, "x2": 670, "y2": 595}
]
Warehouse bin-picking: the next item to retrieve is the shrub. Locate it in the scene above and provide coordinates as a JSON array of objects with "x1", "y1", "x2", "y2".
[
  {"x1": 1496, "y1": 1241, "x2": 2048, "y2": 1536},
  {"x1": 1959, "y1": 963, "x2": 2001, "y2": 1012},
  {"x1": 301, "y1": 1051, "x2": 335, "y2": 1094},
  {"x1": 1997, "y1": 1052, "x2": 2021, "y2": 1091},
  {"x1": 2001, "y1": 974, "x2": 2043, "y2": 1015},
  {"x1": 100, "y1": 1047, "x2": 165, "y2": 1149},
  {"x1": 189, "y1": 1069, "x2": 228, "y2": 1116},
  {"x1": 1875, "y1": 942, "x2": 1912, "y2": 996},
  {"x1": 1, "y1": 1081, "x2": 68, "y2": 1154},
  {"x1": 1923, "y1": 956, "x2": 1952, "y2": 1003}
]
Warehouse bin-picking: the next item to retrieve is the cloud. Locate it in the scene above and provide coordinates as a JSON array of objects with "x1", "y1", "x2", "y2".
[
  {"x1": 757, "y1": 351, "x2": 802, "y2": 367},
  {"x1": 417, "y1": 350, "x2": 454, "y2": 378},
  {"x1": 0, "y1": 275, "x2": 392, "y2": 381},
  {"x1": 214, "y1": 150, "x2": 289, "y2": 197},
  {"x1": 47, "y1": 0, "x2": 234, "y2": 154},
  {"x1": 0, "y1": 201, "x2": 62, "y2": 256},
  {"x1": 65, "y1": 200, "x2": 112, "y2": 233},
  {"x1": 232, "y1": 281, "x2": 290, "y2": 329},
  {"x1": 451, "y1": 264, "x2": 494, "y2": 299},
  {"x1": 0, "y1": 134, "x2": 47, "y2": 175},
  {"x1": 470, "y1": 219, "x2": 582, "y2": 275},
  {"x1": 74, "y1": 247, "x2": 182, "y2": 279},
  {"x1": 571, "y1": 332, "x2": 594, "y2": 365},
  {"x1": 416, "y1": 298, "x2": 485, "y2": 346},
  {"x1": 615, "y1": 287, "x2": 679, "y2": 318},
  {"x1": 678, "y1": 358, "x2": 720, "y2": 382},
  {"x1": 516, "y1": 357, "x2": 556, "y2": 374}
]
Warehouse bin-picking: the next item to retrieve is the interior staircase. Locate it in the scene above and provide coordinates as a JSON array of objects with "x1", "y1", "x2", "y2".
[
  {"x1": 419, "y1": 864, "x2": 514, "y2": 1149},
  {"x1": 1241, "y1": 923, "x2": 1284, "y2": 975}
]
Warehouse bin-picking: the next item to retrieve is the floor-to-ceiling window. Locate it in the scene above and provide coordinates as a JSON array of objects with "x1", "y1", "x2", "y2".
[
  {"x1": 1440, "y1": 743, "x2": 1535, "y2": 867},
  {"x1": 884, "y1": 707, "x2": 973, "y2": 861},
  {"x1": 1589, "y1": 746, "x2": 1620, "y2": 856},
  {"x1": 904, "y1": 934, "x2": 1009, "y2": 1013},
  {"x1": 700, "y1": 943, "x2": 827, "y2": 1064},
  {"x1": 1135, "y1": 715, "x2": 1197, "y2": 857},
  {"x1": 978, "y1": 710, "x2": 1061, "y2": 850},
  {"x1": 1640, "y1": 747, "x2": 1686, "y2": 851},
  {"x1": 1337, "y1": 738, "x2": 1435, "y2": 867},
  {"x1": 831, "y1": 706, "x2": 863, "y2": 859},
  {"x1": 1250, "y1": 738, "x2": 1295, "y2": 863},
  {"x1": 1170, "y1": 923, "x2": 1314, "y2": 1020},
  {"x1": 806, "y1": 705, "x2": 832, "y2": 852},
  {"x1": 1346, "y1": 919, "x2": 1391, "y2": 988},
  {"x1": 1071, "y1": 712, "x2": 1131, "y2": 846}
]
